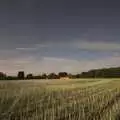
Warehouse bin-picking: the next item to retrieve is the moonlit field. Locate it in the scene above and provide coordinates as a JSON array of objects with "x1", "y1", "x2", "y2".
[{"x1": 0, "y1": 79, "x2": 120, "y2": 120}]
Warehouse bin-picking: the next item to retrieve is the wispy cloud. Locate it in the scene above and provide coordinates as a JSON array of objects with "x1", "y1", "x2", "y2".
[
  {"x1": 15, "y1": 43, "x2": 50, "y2": 51},
  {"x1": 74, "y1": 41, "x2": 120, "y2": 52},
  {"x1": 16, "y1": 47, "x2": 38, "y2": 51},
  {"x1": 15, "y1": 41, "x2": 120, "y2": 53}
]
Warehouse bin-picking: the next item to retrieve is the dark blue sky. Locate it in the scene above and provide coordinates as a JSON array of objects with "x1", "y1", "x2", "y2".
[{"x1": 0, "y1": 0, "x2": 120, "y2": 75}]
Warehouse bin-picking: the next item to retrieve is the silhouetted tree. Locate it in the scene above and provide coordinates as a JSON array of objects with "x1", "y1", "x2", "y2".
[
  {"x1": 6, "y1": 76, "x2": 18, "y2": 80},
  {"x1": 0, "y1": 72, "x2": 6, "y2": 80},
  {"x1": 26, "y1": 73, "x2": 33, "y2": 79},
  {"x1": 75, "y1": 74, "x2": 81, "y2": 78},
  {"x1": 48, "y1": 73, "x2": 58, "y2": 79},
  {"x1": 41, "y1": 73, "x2": 47, "y2": 79},
  {"x1": 68, "y1": 73, "x2": 73, "y2": 79},
  {"x1": 58, "y1": 72, "x2": 68, "y2": 78},
  {"x1": 80, "y1": 67, "x2": 120, "y2": 78},
  {"x1": 33, "y1": 75, "x2": 42, "y2": 79},
  {"x1": 18, "y1": 71, "x2": 25, "y2": 80}
]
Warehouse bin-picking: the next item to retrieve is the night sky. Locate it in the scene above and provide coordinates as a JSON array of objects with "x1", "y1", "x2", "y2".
[{"x1": 0, "y1": 0, "x2": 120, "y2": 75}]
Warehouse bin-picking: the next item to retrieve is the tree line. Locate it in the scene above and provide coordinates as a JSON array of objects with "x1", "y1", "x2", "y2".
[
  {"x1": 0, "y1": 67, "x2": 120, "y2": 80},
  {"x1": 0, "y1": 72, "x2": 69, "y2": 80}
]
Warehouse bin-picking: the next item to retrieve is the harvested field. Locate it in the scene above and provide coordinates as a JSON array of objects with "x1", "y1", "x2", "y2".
[{"x1": 0, "y1": 79, "x2": 120, "y2": 120}]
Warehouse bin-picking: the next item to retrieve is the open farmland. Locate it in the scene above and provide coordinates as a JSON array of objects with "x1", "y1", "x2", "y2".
[{"x1": 0, "y1": 79, "x2": 120, "y2": 120}]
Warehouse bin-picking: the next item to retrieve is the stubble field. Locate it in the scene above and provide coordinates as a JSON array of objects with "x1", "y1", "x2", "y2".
[{"x1": 0, "y1": 79, "x2": 120, "y2": 120}]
